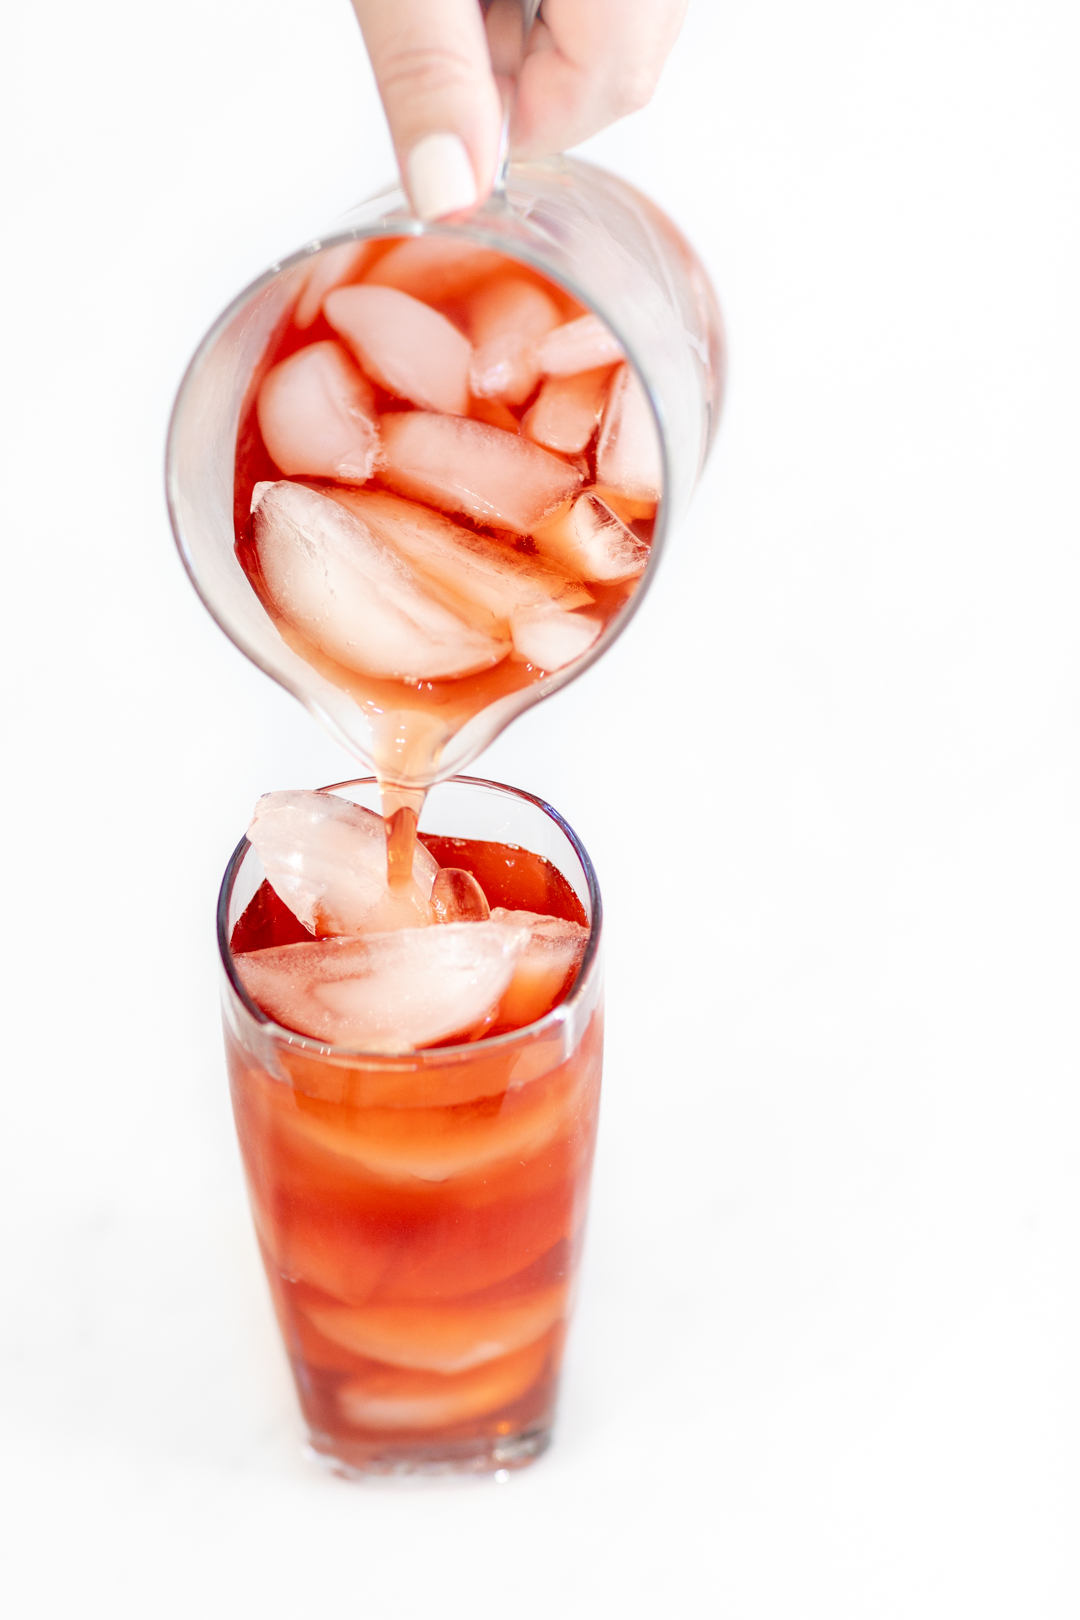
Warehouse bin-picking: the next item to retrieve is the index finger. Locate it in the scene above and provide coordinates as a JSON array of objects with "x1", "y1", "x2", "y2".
[{"x1": 351, "y1": 0, "x2": 504, "y2": 219}]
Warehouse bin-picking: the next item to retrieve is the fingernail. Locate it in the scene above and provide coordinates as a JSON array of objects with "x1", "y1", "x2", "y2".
[{"x1": 406, "y1": 133, "x2": 478, "y2": 221}]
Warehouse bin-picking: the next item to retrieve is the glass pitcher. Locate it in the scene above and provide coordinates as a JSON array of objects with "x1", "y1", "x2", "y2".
[{"x1": 166, "y1": 156, "x2": 724, "y2": 784}]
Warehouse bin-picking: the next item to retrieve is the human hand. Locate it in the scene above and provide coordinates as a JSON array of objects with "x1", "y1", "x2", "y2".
[{"x1": 350, "y1": 0, "x2": 687, "y2": 220}]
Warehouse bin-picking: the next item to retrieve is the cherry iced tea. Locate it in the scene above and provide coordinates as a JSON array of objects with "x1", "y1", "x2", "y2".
[
  {"x1": 233, "y1": 235, "x2": 662, "y2": 786},
  {"x1": 220, "y1": 781, "x2": 603, "y2": 1475},
  {"x1": 219, "y1": 235, "x2": 635, "y2": 1472}
]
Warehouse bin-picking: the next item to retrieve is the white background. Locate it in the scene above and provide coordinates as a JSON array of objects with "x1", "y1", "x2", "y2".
[{"x1": 2, "y1": 1, "x2": 1078, "y2": 1613}]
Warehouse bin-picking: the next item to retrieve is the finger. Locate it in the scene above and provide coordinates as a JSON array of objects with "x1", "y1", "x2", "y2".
[
  {"x1": 350, "y1": 0, "x2": 503, "y2": 219},
  {"x1": 511, "y1": 0, "x2": 688, "y2": 159}
]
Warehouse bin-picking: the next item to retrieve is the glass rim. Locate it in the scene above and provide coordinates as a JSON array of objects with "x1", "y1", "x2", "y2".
[{"x1": 216, "y1": 773, "x2": 603, "y2": 1065}]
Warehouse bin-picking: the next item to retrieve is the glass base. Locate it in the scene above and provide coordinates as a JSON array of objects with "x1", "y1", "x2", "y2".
[{"x1": 302, "y1": 1422, "x2": 552, "y2": 1480}]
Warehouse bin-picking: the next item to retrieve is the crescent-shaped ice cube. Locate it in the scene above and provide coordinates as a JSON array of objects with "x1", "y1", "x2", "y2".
[
  {"x1": 247, "y1": 790, "x2": 438, "y2": 936},
  {"x1": 325, "y1": 285, "x2": 472, "y2": 416},
  {"x1": 378, "y1": 412, "x2": 583, "y2": 534},
  {"x1": 251, "y1": 481, "x2": 510, "y2": 681},
  {"x1": 256, "y1": 341, "x2": 379, "y2": 483},
  {"x1": 235, "y1": 921, "x2": 528, "y2": 1053}
]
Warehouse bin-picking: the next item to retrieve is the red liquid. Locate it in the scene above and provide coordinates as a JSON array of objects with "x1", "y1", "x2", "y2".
[
  {"x1": 233, "y1": 239, "x2": 657, "y2": 789},
  {"x1": 226, "y1": 838, "x2": 601, "y2": 1473}
]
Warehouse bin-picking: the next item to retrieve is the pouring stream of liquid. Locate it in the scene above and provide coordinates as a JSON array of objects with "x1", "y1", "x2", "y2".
[{"x1": 378, "y1": 0, "x2": 541, "y2": 905}]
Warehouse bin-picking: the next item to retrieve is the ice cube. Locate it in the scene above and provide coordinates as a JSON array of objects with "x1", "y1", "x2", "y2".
[
  {"x1": 594, "y1": 363, "x2": 663, "y2": 518},
  {"x1": 466, "y1": 274, "x2": 562, "y2": 348},
  {"x1": 337, "y1": 1337, "x2": 548, "y2": 1429},
  {"x1": 531, "y1": 491, "x2": 649, "y2": 582},
  {"x1": 364, "y1": 237, "x2": 504, "y2": 301},
  {"x1": 293, "y1": 241, "x2": 373, "y2": 329},
  {"x1": 431, "y1": 867, "x2": 490, "y2": 924},
  {"x1": 532, "y1": 314, "x2": 624, "y2": 378},
  {"x1": 326, "y1": 489, "x2": 592, "y2": 631},
  {"x1": 378, "y1": 412, "x2": 583, "y2": 534},
  {"x1": 256, "y1": 341, "x2": 379, "y2": 483},
  {"x1": 469, "y1": 337, "x2": 541, "y2": 407},
  {"x1": 286, "y1": 1044, "x2": 575, "y2": 1178},
  {"x1": 522, "y1": 366, "x2": 611, "y2": 455},
  {"x1": 252, "y1": 481, "x2": 510, "y2": 680},
  {"x1": 324, "y1": 285, "x2": 472, "y2": 416},
  {"x1": 249, "y1": 1194, "x2": 393, "y2": 1310},
  {"x1": 247, "y1": 789, "x2": 438, "y2": 936},
  {"x1": 466, "y1": 275, "x2": 561, "y2": 404},
  {"x1": 490, "y1": 908, "x2": 590, "y2": 1029},
  {"x1": 234, "y1": 921, "x2": 527, "y2": 1053},
  {"x1": 509, "y1": 606, "x2": 603, "y2": 670},
  {"x1": 305, "y1": 1284, "x2": 567, "y2": 1373}
]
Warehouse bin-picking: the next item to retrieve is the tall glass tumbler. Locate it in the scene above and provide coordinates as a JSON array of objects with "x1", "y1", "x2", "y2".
[{"x1": 219, "y1": 777, "x2": 603, "y2": 1476}]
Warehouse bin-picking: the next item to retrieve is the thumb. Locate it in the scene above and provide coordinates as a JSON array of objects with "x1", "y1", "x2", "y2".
[{"x1": 351, "y1": 0, "x2": 503, "y2": 220}]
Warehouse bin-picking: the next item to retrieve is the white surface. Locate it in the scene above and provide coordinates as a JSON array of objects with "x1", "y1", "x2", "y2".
[{"x1": 2, "y1": 1, "x2": 1079, "y2": 1614}]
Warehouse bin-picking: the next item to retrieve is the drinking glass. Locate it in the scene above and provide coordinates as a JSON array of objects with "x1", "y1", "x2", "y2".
[
  {"x1": 219, "y1": 775, "x2": 603, "y2": 1476},
  {"x1": 168, "y1": 156, "x2": 724, "y2": 781}
]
